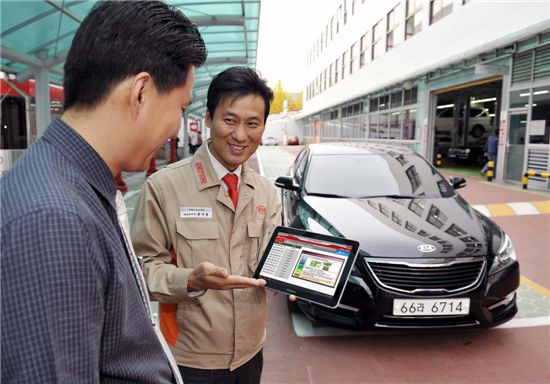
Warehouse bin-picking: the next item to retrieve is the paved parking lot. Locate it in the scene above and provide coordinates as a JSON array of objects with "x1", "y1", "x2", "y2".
[{"x1": 123, "y1": 146, "x2": 549, "y2": 384}]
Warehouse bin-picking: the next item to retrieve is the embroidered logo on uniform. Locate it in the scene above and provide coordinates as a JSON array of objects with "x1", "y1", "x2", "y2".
[
  {"x1": 196, "y1": 162, "x2": 207, "y2": 184},
  {"x1": 256, "y1": 205, "x2": 266, "y2": 215}
]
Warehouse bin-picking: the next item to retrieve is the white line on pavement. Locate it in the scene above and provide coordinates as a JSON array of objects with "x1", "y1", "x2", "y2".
[
  {"x1": 472, "y1": 205, "x2": 491, "y2": 217},
  {"x1": 507, "y1": 202, "x2": 540, "y2": 215}
]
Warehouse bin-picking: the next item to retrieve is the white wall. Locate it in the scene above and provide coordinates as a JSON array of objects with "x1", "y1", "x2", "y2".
[{"x1": 304, "y1": 0, "x2": 550, "y2": 116}]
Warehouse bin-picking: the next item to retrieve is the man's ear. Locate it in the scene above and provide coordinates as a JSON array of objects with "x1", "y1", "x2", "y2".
[
  {"x1": 205, "y1": 110, "x2": 212, "y2": 128},
  {"x1": 130, "y1": 72, "x2": 153, "y2": 118}
]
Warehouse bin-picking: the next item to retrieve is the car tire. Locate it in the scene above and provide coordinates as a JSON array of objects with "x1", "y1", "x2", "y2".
[{"x1": 471, "y1": 124, "x2": 485, "y2": 139}]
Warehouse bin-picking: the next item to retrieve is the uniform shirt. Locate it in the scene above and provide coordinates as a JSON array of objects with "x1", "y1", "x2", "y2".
[
  {"x1": 0, "y1": 118, "x2": 176, "y2": 383},
  {"x1": 131, "y1": 144, "x2": 282, "y2": 370},
  {"x1": 205, "y1": 140, "x2": 242, "y2": 191}
]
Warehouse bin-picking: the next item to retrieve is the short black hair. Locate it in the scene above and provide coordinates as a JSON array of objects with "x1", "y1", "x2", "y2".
[
  {"x1": 63, "y1": 0, "x2": 207, "y2": 111},
  {"x1": 206, "y1": 67, "x2": 273, "y2": 122}
]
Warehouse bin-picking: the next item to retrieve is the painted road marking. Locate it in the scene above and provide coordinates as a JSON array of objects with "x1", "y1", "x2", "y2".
[
  {"x1": 473, "y1": 200, "x2": 550, "y2": 217},
  {"x1": 532, "y1": 200, "x2": 550, "y2": 214},
  {"x1": 508, "y1": 202, "x2": 541, "y2": 215},
  {"x1": 521, "y1": 275, "x2": 550, "y2": 299}
]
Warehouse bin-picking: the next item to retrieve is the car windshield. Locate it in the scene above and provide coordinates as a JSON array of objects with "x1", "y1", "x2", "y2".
[{"x1": 305, "y1": 154, "x2": 454, "y2": 198}]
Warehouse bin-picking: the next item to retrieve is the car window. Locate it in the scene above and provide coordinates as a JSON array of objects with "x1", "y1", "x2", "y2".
[
  {"x1": 304, "y1": 154, "x2": 454, "y2": 198},
  {"x1": 291, "y1": 149, "x2": 307, "y2": 177},
  {"x1": 294, "y1": 150, "x2": 308, "y2": 183}
]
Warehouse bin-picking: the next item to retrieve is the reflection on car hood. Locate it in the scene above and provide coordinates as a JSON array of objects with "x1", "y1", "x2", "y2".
[{"x1": 303, "y1": 195, "x2": 488, "y2": 258}]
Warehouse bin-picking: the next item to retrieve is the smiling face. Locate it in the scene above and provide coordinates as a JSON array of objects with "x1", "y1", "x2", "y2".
[
  {"x1": 124, "y1": 67, "x2": 195, "y2": 172},
  {"x1": 206, "y1": 94, "x2": 266, "y2": 171}
]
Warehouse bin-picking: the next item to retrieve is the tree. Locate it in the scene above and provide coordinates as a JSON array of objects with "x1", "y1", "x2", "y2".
[
  {"x1": 270, "y1": 81, "x2": 303, "y2": 115},
  {"x1": 270, "y1": 80, "x2": 288, "y2": 114}
]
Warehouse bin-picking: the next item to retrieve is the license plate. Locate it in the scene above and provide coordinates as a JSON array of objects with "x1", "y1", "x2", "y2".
[{"x1": 393, "y1": 298, "x2": 470, "y2": 316}]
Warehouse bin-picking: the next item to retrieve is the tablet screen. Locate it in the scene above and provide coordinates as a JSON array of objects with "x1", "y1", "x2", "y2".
[{"x1": 254, "y1": 227, "x2": 359, "y2": 308}]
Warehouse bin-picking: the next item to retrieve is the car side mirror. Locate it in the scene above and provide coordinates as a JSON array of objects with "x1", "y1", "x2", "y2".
[
  {"x1": 275, "y1": 176, "x2": 299, "y2": 191},
  {"x1": 449, "y1": 176, "x2": 467, "y2": 190}
]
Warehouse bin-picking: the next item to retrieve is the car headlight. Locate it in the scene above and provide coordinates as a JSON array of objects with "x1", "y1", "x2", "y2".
[{"x1": 490, "y1": 234, "x2": 517, "y2": 275}]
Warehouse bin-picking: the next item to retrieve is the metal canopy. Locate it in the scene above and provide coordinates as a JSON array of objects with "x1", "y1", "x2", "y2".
[{"x1": 1, "y1": 0, "x2": 261, "y2": 119}]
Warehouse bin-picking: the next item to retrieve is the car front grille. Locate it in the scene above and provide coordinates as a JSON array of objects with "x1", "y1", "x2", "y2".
[{"x1": 365, "y1": 257, "x2": 485, "y2": 295}]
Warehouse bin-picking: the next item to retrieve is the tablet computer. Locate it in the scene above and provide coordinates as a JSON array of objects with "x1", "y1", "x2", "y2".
[{"x1": 253, "y1": 226, "x2": 360, "y2": 308}]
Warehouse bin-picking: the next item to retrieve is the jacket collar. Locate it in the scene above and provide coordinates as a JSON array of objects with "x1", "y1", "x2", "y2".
[{"x1": 191, "y1": 143, "x2": 258, "y2": 192}]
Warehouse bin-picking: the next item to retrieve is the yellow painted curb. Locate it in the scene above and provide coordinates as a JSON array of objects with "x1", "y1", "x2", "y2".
[
  {"x1": 521, "y1": 275, "x2": 550, "y2": 299},
  {"x1": 531, "y1": 200, "x2": 550, "y2": 214},
  {"x1": 486, "y1": 203, "x2": 515, "y2": 217}
]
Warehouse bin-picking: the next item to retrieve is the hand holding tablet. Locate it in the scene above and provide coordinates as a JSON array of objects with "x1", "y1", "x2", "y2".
[{"x1": 253, "y1": 227, "x2": 359, "y2": 308}]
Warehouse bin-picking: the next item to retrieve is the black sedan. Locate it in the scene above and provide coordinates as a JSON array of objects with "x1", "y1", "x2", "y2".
[{"x1": 275, "y1": 143, "x2": 519, "y2": 330}]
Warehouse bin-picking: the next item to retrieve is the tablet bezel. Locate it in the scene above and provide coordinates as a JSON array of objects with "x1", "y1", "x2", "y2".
[{"x1": 253, "y1": 226, "x2": 360, "y2": 309}]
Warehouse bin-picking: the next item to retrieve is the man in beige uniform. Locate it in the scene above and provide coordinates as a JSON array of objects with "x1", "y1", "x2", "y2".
[{"x1": 131, "y1": 66, "x2": 280, "y2": 384}]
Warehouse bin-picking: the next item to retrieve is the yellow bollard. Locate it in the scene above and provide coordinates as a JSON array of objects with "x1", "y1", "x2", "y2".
[{"x1": 486, "y1": 161, "x2": 494, "y2": 182}]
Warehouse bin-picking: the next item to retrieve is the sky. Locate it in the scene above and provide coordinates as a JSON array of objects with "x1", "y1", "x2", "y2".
[{"x1": 256, "y1": 0, "x2": 338, "y2": 93}]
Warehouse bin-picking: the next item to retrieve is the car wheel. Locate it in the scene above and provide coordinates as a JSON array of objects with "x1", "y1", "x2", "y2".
[{"x1": 471, "y1": 124, "x2": 485, "y2": 139}]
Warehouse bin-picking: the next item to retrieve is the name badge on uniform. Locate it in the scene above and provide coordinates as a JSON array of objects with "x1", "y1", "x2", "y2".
[{"x1": 180, "y1": 207, "x2": 213, "y2": 218}]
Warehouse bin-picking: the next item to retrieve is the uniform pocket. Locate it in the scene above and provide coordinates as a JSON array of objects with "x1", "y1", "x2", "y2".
[
  {"x1": 246, "y1": 220, "x2": 264, "y2": 275},
  {"x1": 176, "y1": 220, "x2": 219, "y2": 267}
]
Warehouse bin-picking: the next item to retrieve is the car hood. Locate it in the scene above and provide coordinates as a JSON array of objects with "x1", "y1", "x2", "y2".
[{"x1": 302, "y1": 195, "x2": 490, "y2": 259}]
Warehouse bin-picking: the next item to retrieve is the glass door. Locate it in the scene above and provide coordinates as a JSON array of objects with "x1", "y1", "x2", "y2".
[{"x1": 505, "y1": 113, "x2": 527, "y2": 182}]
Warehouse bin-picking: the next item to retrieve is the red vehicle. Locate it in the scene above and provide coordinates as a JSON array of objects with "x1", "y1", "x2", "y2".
[{"x1": 287, "y1": 135, "x2": 300, "y2": 145}]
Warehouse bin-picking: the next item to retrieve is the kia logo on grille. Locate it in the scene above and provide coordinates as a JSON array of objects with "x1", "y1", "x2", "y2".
[{"x1": 417, "y1": 244, "x2": 436, "y2": 253}]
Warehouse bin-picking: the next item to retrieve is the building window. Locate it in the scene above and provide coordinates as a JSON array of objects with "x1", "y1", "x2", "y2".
[
  {"x1": 390, "y1": 111, "x2": 402, "y2": 139},
  {"x1": 344, "y1": 0, "x2": 348, "y2": 25},
  {"x1": 325, "y1": 25, "x2": 329, "y2": 47},
  {"x1": 403, "y1": 109, "x2": 416, "y2": 139},
  {"x1": 378, "y1": 113, "x2": 389, "y2": 139},
  {"x1": 404, "y1": 87, "x2": 417, "y2": 104},
  {"x1": 330, "y1": 16, "x2": 334, "y2": 40},
  {"x1": 391, "y1": 91, "x2": 403, "y2": 108},
  {"x1": 379, "y1": 94, "x2": 389, "y2": 110},
  {"x1": 405, "y1": 0, "x2": 423, "y2": 40},
  {"x1": 372, "y1": 20, "x2": 383, "y2": 60},
  {"x1": 369, "y1": 97, "x2": 378, "y2": 112},
  {"x1": 334, "y1": 58, "x2": 339, "y2": 84},
  {"x1": 430, "y1": 0, "x2": 453, "y2": 24},
  {"x1": 337, "y1": 5, "x2": 342, "y2": 33},
  {"x1": 386, "y1": 4, "x2": 402, "y2": 51},
  {"x1": 329, "y1": 64, "x2": 333, "y2": 87},
  {"x1": 324, "y1": 68, "x2": 328, "y2": 91},
  {"x1": 427, "y1": 205, "x2": 447, "y2": 229},
  {"x1": 530, "y1": 86, "x2": 550, "y2": 144},
  {"x1": 350, "y1": 43, "x2": 356, "y2": 74},
  {"x1": 369, "y1": 114, "x2": 378, "y2": 138},
  {"x1": 342, "y1": 51, "x2": 347, "y2": 80},
  {"x1": 360, "y1": 32, "x2": 368, "y2": 68}
]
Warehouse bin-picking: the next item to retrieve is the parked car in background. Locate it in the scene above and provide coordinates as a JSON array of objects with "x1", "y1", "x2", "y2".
[
  {"x1": 287, "y1": 135, "x2": 300, "y2": 145},
  {"x1": 276, "y1": 143, "x2": 519, "y2": 330},
  {"x1": 263, "y1": 136, "x2": 278, "y2": 146}
]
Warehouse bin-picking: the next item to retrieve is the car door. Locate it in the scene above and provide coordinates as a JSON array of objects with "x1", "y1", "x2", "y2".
[{"x1": 282, "y1": 148, "x2": 308, "y2": 226}]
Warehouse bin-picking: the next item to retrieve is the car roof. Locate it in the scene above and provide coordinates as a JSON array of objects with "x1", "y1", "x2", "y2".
[{"x1": 307, "y1": 142, "x2": 415, "y2": 156}]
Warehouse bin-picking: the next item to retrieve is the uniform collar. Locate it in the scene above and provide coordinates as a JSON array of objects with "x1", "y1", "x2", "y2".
[
  {"x1": 191, "y1": 142, "x2": 257, "y2": 192},
  {"x1": 205, "y1": 140, "x2": 242, "y2": 182}
]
